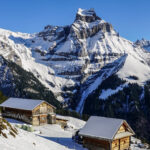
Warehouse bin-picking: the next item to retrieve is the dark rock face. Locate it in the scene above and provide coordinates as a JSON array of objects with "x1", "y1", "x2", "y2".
[
  {"x1": 38, "y1": 25, "x2": 70, "y2": 42},
  {"x1": 71, "y1": 22, "x2": 113, "y2": 39},
  {"x1": 135, "y1": 39, "x2": 150, "y2": 51},
  {"x1": 0, "y1": 56, "x2": 14, "y2": 96}
]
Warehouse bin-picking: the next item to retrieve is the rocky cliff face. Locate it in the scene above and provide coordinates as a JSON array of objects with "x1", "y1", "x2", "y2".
[{"x1": 0, "y1": 118, "x2": 18, "y2": 138}]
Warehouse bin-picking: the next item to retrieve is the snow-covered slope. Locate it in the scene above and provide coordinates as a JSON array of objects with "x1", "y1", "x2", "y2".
[
  {"x1": 0, "y1": 8, "x2": 150, "y2": 105},
  {"x1": 0, "y1": 117, "x2": 86, "y2": 150}
]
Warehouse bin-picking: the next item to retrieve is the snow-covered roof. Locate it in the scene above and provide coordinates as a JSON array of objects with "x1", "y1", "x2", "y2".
[
  {"x1": 79, "y1": 116, "x2": 134, "y2": 141},
  {"x1": 0, "y1": 98, "x2": 55, "y2": 111},
  {"x1": 56, "y1": 115, "x2": 69, "y2": 121}
]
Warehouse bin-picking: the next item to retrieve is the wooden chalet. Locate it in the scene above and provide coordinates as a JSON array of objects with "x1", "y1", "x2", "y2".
[
  {"x1": 79, "y1": 116, "x2": 135, "y2": 150},
  {"x1": 0, "y1": 98, "x2": 56, "y2": 126}
]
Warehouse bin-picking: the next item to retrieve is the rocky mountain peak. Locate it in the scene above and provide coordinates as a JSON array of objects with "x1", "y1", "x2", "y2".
[
  {"x1": 75, "y1": 8, "x2": 101, "y2": 22},
  {"x1": 135, "y1": 38, "x2": 150, "y2": 51},
  {"x1": 135, "y1": 38, "x2": 150, "y2": 46}
]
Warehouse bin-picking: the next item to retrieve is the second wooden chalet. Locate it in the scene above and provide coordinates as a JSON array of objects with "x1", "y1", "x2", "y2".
[
  {"x1": 0, "y1": 98, "x2": 56, "y2": 125},
  {"x1": 79, "y1": 116, "x2": 135, "y2": 150}
]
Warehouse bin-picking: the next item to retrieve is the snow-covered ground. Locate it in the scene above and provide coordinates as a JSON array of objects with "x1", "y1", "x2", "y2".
[
  {"x1": 131, "y1": 137, "x2": 149, "y2": 150},
  {"x1": 0, "y1": 117, "x2": 149, "y2": 150},
  {"x1": 0, "y1": 117, "x2": 86, "y2": 150}
]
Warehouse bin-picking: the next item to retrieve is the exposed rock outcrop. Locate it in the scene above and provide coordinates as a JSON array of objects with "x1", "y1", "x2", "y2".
[{"x1": 0, "y1": 117, "x2": 18, "y2": 138}]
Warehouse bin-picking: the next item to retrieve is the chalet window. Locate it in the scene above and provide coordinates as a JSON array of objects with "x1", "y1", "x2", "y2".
[
  {"x1": 41, "y1": 117, "x2": 45, "y2": 121},
  {"x1": 48, "y1": 108, "x2": 53, "y2": 113}
]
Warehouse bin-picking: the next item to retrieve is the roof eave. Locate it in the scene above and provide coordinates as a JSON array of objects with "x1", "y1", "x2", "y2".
[
  {"x1": 32, "y1": 101, "x2": 56, "y2": 111},
  {"x1": 79, "y1": 133, "x2": 113, "y2": 142},
  {"x1": 0, "y1": 106, "x2": 32, "y2": 111},
  {"x1": 114, "y1": 133, "x2": 134, "y2": 140}
]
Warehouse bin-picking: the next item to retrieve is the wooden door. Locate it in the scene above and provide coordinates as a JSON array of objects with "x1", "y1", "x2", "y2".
[
  {"x1": 39, "y1": 115, "x2": 47, "y2": 125},
  {"x1": 32, "y1": 116, "x2": 40, "y2": 126}
]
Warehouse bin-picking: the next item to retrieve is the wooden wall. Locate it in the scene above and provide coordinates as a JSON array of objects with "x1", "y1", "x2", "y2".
[
  {"x1": 112, "y1": 123, "x2": 130, "y2": 150},
  {"x1": 112, "y1": 137, "x2": 130, "y2": 150},
  {"x1": 32, "y1": 102, "x2": 55, "y2": 115},
  {"x1": 1, "y1": 107, "x2": 32, "y2": 124},
  {"x1": 120, "y1": 137, "x2": 130, "y2": 150},
  {"x1": 32, "y1": 116, "x2": 40, "y2": 126},
  {"x1": 32, "y1": 102, "x2": 56, "y2": 125},
  {"x1": 82, "y1": 135, "x2": 130, "y2": 150},
  {"x1": 48, "y1": 114, "x2": 56, "y2": 124},
  {"x1": 117, "y1": 124, "x2": 126, "y2": 134},
  {"x1": 83, "y1": 137, "x2": 110, "y2": 150},
  {"x1": 112, "y1": 139, "x2": 119, "y2": 150}
]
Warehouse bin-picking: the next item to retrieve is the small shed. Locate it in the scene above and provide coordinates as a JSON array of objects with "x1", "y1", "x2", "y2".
[
  {"x1": 0, "y1": 98, "x2": 56, "y2": 126},
  {"x1": 56, "y1": 115, "x2": 68, "y2": 129},
  {"x1": 79, "y1": 116, "x2": 135, "y2": 150}
]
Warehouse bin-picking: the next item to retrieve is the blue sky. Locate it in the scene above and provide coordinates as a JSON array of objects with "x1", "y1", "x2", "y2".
[{"x1": 0, "y1": 0, "x2": 150, "y2": 41}]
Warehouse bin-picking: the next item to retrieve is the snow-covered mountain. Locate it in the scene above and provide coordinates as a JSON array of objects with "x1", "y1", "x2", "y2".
[
  {"x1": 135, "y1": 38, "x2": 150, "y2": 51},
  {"x1": 0, "y1": 8, "x2": 150, "y2": 109}
]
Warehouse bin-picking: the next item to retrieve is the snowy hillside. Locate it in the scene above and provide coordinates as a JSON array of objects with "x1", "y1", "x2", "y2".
[{"x1": 0, "y1": 117, "x2": 86, "y2": 150}]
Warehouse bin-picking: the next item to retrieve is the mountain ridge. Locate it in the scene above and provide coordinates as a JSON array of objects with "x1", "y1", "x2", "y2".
[{"x1": 0, "y1": 8, "x2": 150, "y2": 103}]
